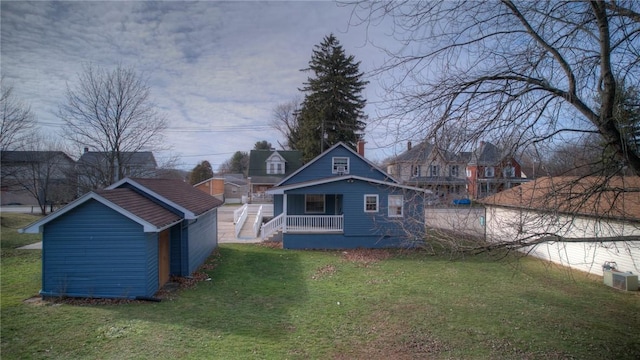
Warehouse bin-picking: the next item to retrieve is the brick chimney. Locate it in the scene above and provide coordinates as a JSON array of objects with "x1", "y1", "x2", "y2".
[{"x1": 357, "y1": 140, "x2": 365, "y2": 157}]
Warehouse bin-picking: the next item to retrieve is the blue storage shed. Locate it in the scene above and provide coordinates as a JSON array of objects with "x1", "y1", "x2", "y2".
[
  {"x1": 262, "y1": 142, "x2": 429, "y2": 249},
  {"x1": 21, "y1": 178, "x2": 222, "y2": 299}
]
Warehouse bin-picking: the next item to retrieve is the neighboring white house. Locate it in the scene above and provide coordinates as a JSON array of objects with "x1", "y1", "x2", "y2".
[{"x1": 480, "y1": 176, "x2": 640, "y2": 276}]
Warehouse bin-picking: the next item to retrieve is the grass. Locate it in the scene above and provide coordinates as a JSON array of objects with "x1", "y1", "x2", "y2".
[{"x1": 1, "y1": 213, "x2": 639, "y2": 359}]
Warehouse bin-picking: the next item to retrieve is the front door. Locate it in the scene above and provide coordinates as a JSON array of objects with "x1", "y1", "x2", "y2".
[{"x1": 158, "y1": 230, "x2": 170, "y2": 288}]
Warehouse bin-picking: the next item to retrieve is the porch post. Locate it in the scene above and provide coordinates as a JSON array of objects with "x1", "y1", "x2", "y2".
[{"x1": 282, "y1": 193, "x2": 287, "y2": 233}]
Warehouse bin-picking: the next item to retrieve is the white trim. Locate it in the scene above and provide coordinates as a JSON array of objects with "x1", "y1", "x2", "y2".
[
  {"x1": 273, "y1": 142, "x2": 401, "y2": 186},
  {"x1": 266, "y1": 175, "x2": 431, "y2": 195},
  {"x1": 364, "y1": 194, "x2": 379, "y2": 213},
  {"x1": 332, "y1": 156, "x2": 350, "y2": 174},
  {"x1": 107, "y1": 178, "x2": 197, "y2": 219},
  {"x1": 19, "y1": 192, "x2": 176, "y2": 234}
]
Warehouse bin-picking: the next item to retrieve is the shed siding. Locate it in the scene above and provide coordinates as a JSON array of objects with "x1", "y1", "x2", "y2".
[
  {"x1": 486, "y1": 207, "x2": 640, "y2": 275},
  {"x1": 170, "y1": 224, "x2": 186, "y2": 276},
  {"x1": 186, "y1": 210, "x2": 218, "y2": 274},
  {"x1": 41, "y1": 200, "x2": 156, "y2": 299},
  {"x1": 280, "y1": 147, "x2": 389, "y2": 186}
]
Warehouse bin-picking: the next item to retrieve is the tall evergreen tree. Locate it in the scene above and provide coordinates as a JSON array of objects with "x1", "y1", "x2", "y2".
[{"x1": 293, "y1": 34, "x2": 368, "y2": 162}]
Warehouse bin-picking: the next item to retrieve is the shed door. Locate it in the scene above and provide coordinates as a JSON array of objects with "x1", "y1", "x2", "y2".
[{"x1": 158, "y1": 230, "x2": 170, "y2": 288}]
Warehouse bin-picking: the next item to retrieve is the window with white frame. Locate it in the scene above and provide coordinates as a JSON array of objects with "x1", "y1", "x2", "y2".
[
  {"x1": 449, "y1": 165, "x2": 459, "y2": 177},
  {"x1": 364, "y1": 194, "x2": 379, "y2": 212},
  {"x1": 388, "y1": 195, "x2": 404, "y2": 217},
  {"x1": 332, "y1": 157, "x2": 349, "y2": 174},
  {"x1": 429, "y1": 165, "x2": 440, "y2": 177},
  {"x1": 484, "y1": 166, "x2": 495, "y2": 177},
  {"x1": 466, "y1": 168, "x2": 472, "y2": 177},
  {"x1": 305, "y1": 194, "x2": 325, "y2": 213},
  {"x1": 412, "y1": 165, "x2": 421, "y2": 177},
  {"x1": 266, "y1": 153, "x2": 285, "y2": 175}
]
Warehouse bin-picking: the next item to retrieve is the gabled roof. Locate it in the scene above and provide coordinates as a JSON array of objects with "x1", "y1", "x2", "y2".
[
  {"x1": 247, "y1": 149, "x2": 302, "y2": 177},
  {"x1": 267, "y1": 174, "x2": 430, "y2": 195},
  {"x1": 108, "y1": 178, "x2": 223, "y2": 219},
  {"x1": 77, "y1": 151, "x2": 157, "y2": 167},
  {"x1": 480, "y1": 176, "x2": 640, "y2": 222},
  {"x1": 467, "y1": 141, "x2": 512, "y2": 166},
  {"x1": 20, "y1": 188, "x2": 182, "y2": 234},
  {"x1": 275, "y1": 142, "x2": 398, "y2": 186}
]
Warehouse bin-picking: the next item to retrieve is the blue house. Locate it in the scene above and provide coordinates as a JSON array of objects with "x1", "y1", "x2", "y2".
[
  {"x1": 21, "y1": 178, "x2": 222, "y2": 300},
  {"x1": 262, "y1": 142, "x2": 429, "y2": 249}
]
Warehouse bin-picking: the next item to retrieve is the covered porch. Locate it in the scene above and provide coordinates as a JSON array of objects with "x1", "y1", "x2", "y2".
[{"x1": 261, "y1": 193, "x2": 344, "y2": 239}]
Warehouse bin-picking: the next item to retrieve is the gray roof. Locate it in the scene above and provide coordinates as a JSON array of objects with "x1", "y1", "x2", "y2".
[
  {"x1": 1, "y1": 151, "x2": 75, "y2": 164},
  {"x1": 96, "y1": 188, "x2": 182, "y2": 228},
  {"x1": 126, "y1": 178, "x2": 223, "y2": 216},
  {"x1": 78, "y1": 151, "x2": 157, "y2": 167},
  {"x1": 247, "y1": 150, "x2": 303, "y2": 177}
]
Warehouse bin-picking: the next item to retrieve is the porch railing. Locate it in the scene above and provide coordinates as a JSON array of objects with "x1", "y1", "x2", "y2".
[
  {"x1": 253, "y1": 205, "x2": 264, "y2": 238},
  {"x1": 260, "y1": 214, "x2": 345, "y2": 240},
  {"x1": 234, "y1": 205, "x2": 248, "y2": 238},
  {"x1": 261, "y1": 213, "x2": 284, "y2": 240},
  {"x1": 234, "y1": 204, "x2": 248, "y2": 224},
  {"x1": 286, "y1": 215, "x2": 344, "y2": 233}
]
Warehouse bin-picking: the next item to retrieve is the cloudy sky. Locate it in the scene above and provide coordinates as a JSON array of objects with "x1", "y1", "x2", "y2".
[{"x1": 1, "y1": 1, "x2": 406, "y2": 170}]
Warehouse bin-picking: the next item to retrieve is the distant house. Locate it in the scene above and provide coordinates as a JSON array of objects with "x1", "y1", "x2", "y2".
[
  {"x1": 465, "y1": 141, "x2": 527, "y2": 199},
  {"x1": 480, "y1": 176, "x2": 640, "y2": 276},
  {"x1": 386, "y1": 141, "x2": 468, "y2": 202},
  {"x1": 262, "y1": 142, "x2": 429, "y2": 249},
  {"x1": 76, "y1": 149, "x2": 157, "y2": 193},
  {"x1": 21, "y1": 178, "x2": 223, "y2": 300},
  {"x1": 194, "y1": 174, "x2": 249, "y2": 204},
  {"x1": 387, "y1": 140, "x2": 527, "y2": 201},
  {"x1": 247, "y1": 149, "x2": 303, "y2": 202},
  {"x1": 0, "y1": 151, "x2": 76, "y2": 206}
]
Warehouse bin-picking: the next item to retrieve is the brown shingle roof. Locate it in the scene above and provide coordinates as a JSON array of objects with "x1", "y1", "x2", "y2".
[
  {"x1": 130, "y1": 178, "x2": 223, "y2": 216},
  {"x1": 96, "y1": 188, "x2": 182, "y2": 228},
  {"x1": 480, "y1": 176, "x2": 640, "y2": 222}
]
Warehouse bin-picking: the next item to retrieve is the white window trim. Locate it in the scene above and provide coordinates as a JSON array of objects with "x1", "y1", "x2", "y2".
[
  {"x1": 364, "y1": 194, "x2": 379, "y2": 213},
  {"x1": 388, "y1": 195, "x2": 404, "y2": 218},
  {"x1": 305, "y1": 194, "x2": 325, "y2": 214},
  {"x1": 332, "y1": 157, "x2": 350, "y2": 174},
  {"x1": 485, "y1": 166, "x2": 495, "y2": 178}
]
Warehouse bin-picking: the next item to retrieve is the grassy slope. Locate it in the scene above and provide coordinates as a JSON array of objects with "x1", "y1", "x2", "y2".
[{"x1": 1, "y1": 213, "x2": 639, "y2": 359}]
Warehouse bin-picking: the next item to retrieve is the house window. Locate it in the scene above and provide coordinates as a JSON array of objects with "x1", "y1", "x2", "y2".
[
  {"x1": 305, "y1": 194, "x2": 325, "y2": 213},
  {"x1": 449, "y1": 165, "x2": 459, "y2": 177},
  {"x1": 484, "y1": 167, "x2": 495, "y2": 177},
  {"x1": 268, "y1": 163, "x2": 275, "y2": 174},
  {"x1": 503, "y1": 166, "x2": 515, "y2": 178},
  {"x1": 332, "y1": 157, "x2": 349, "y2": 174},
  {"x1": 412, "y1": 165, "x2": 421, "y2": 177},
  {"x1": 364, "y1": 194, "x2": 379, "y2": 212},
  {"x1": 388, "y1": 195, "x2": 404, "y2": 217},
  {"x1": 276, "y1": 163, "x2": 283, "y2": 174},
  {"x1": 429, "y1": 165, "x2": 440, "y2": 177},
  {"x1": 466, "y1": 168, "x2": 472, "y2": 177}
]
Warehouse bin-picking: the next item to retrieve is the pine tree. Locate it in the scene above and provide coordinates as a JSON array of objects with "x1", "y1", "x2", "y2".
[
  {"x1": 293, "y1": 34, "x2": 368, "y2": 162},
  {"x1": 189, "y1": 160, "x2": 213, "y2": 185}
]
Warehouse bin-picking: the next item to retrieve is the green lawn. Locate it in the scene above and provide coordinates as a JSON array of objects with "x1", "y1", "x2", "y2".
[{"x1": 1, "y1": 213, "x2": 639, "y2": 359}]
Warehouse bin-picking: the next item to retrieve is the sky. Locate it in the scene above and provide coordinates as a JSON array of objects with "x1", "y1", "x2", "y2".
[{"x1": 1, "y1": 0, "x2": 406, "y2": 171}]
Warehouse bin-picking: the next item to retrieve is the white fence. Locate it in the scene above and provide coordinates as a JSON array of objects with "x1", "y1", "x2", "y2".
[
  {"x1": 261, "y1": 213, "x2": 284, "y2": 240},
  {"x1": 234, "y1": 205, "x2": 248, "y2": 238},
  {"x1": 253, "y1": 205, "x2": 264, "y2": 238}
]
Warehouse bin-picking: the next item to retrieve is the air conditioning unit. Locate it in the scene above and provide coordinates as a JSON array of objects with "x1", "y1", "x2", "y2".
[
  {"x1": 603, "y1": 269, "x2": 639, "y2": 291},
  {"x1": 336, "y1": 166, "x2": 346, "y2": 174}
]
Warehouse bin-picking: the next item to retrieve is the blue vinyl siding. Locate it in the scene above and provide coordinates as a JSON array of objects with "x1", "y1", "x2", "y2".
[
  {"x1": 170, "y1": 224, "x2": 186, "y2": 276},
  {"x1": 41, "y1": 200, "x2": 157, "y2": 299},
  {"x1": 280, "y1": 146, "x2": 391, "y2": 186},
  {"x1": 281, "y1": 179, "x2": 425, "y2": 249},
  {"x1": 186, "y1": 210, "x2": 217, "y2": 274}
]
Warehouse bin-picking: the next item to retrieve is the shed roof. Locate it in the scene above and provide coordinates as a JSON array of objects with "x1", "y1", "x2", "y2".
[
  {"x1": 96, "y1": 188, "x2": 182, "y2": 228},
  {"x1": 480, "y1": 176, "x2": 640, "y2": 222},
  {"x1": 115, "y1": 178, "x2": 223, "y2": 217}
]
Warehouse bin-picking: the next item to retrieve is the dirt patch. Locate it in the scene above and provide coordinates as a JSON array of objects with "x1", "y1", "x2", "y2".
[
  {"x1": 341, "y1": 249, "x2": 392, "y2": 265},
  {"x1": 260, "y1": 240, "x2": 283, "y2": 249},
  {"x1": 311, "y1": 264, "x2": 337, "y2": 280}
]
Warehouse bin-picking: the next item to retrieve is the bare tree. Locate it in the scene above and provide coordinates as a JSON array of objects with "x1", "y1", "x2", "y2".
[
  {"x1": 59, "y1": 64, "x2": 167, "y2": 188},
  {"x1": 348, "y1": 1, "x2": 640, "y2": 259},
  {"x1": 350, "y1": 1, "x2": 640, "y2": 174},
  {"x1": 0, "y1": 77, "x2": 36, "y2": 151},
  {"x1": 1, "y1": 133, "x2": 76, "y2": 214},
  {"x1": 270, "y1": 98, "x2": 301, "y2": 150}
]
